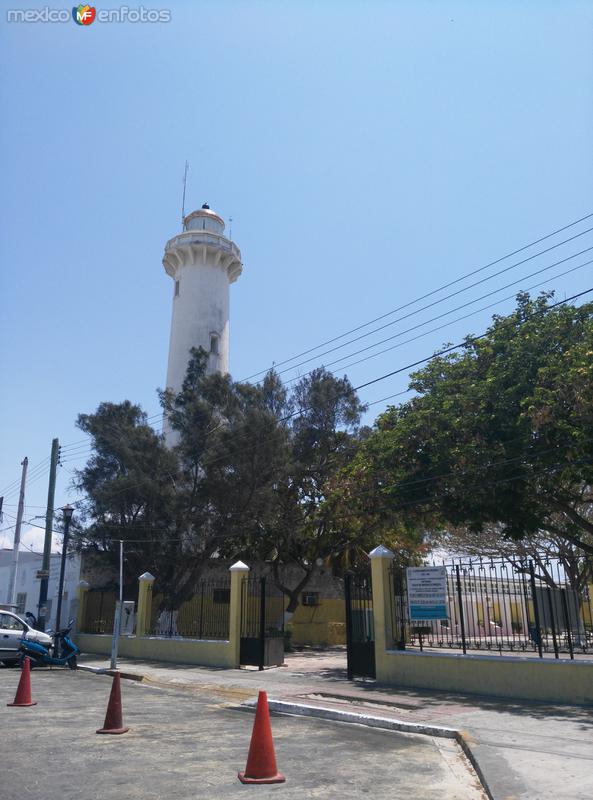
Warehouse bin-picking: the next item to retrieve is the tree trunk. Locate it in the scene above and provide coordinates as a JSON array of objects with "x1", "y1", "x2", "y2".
[{"x1": 270, "y1": 559, "x2": 314, "y2": 619}]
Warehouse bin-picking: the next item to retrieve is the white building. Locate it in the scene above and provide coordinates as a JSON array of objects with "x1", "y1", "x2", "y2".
[
  {"x1": 0, "y1": 549, "x2": 82, "y2": 631},
  {"x1": 162, "y1": 203, "x2": 243, "y2": 444}
]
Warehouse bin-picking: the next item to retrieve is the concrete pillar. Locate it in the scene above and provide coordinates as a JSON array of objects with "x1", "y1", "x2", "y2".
[
  {"x1": 75, "y1": 580, "x2": 90, "y2": 633},
  {"x1": 369, "y1": 545, "x2": 395, "y2": 670},
  {"x1": 136, "y1": 572, "x2": 155, "y2": 636},
  {"x1": 229, "y1": 561, "x2": 249, "y2": 667}
]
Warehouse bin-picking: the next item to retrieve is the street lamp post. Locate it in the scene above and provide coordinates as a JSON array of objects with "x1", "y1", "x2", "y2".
[{"x1": 54, "y1": 504, "x2": 74, "y2": 654}]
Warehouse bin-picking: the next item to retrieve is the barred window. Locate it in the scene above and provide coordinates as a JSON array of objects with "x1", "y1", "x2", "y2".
[{"x1": 15, "y1": 593, "x2": 27, "y2": 615}]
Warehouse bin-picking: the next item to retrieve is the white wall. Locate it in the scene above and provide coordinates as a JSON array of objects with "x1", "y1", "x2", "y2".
[{"x1": 0, "y1": 550, "x2": 81, "y2": 631}]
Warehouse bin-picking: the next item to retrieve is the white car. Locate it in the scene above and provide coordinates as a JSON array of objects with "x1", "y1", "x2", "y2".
[{"x1": 0, "y1": 610, "x2": 53, "y2": 665}]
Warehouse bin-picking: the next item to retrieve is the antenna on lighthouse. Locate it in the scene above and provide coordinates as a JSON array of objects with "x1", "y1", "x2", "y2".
[{"x1": 181, "y1": 160, "x2": 190, "y2": 229}]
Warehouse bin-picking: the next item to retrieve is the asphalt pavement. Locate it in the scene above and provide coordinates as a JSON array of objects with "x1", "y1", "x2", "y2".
[
  {"x1": 73, "y1": 647, "x2": 593, "y2": 800},
  {"x1": 1, "y1": 667, "x2": 485, "y2": 800}
]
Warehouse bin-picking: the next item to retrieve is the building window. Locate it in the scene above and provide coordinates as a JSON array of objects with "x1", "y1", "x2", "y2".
[
  {"x1": 15, "y1": 593, "x2": 27, "y2": 614},
  {"x1": 174, "y1": 280, "x2": 180, "y2": 297},
  {"x1": 302, "y1": 592, "x2": 320, "y2": 607},
  {"x1": 210, "y1": 334, "x2": 219, "y2": 355}
]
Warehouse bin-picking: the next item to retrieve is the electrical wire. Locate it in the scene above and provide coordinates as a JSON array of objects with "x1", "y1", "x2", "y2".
[
  {"x1": 243, "y1": 212, "x2": 593, "y2": 382},
  {"x1": 43, "y1": 453, "x2": 593, "y2": 544},
  {"x1": 263, "y1": 237, "x2": 593, "y2": 383},
  {"x1": 55, "y1": 287, "x2": 593, "y2": 514},
  {"x1": 280, "y1": 256, "x2": 593, "y2": 389}
]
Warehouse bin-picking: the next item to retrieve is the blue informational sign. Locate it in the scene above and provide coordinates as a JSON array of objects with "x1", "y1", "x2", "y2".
[{"x1": 407, "y1": 566, "x2": 448, "y2": 621}]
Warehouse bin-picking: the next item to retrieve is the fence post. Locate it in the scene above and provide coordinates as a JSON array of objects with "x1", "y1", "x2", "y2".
[
  {"x1": 229, "y1": 561, "x2": 249, "y2": 668},
  {"x1": 75, "y1": 580, "x2": 90, "y2": 633},
  {"x1": 528, "y1": 561, "x2": 544, "y2": 658},
  {"x1": 369, "y1": 545, "x2": 395, "y2": 682},
  {"x1": 546, "y1": 587, "x2": 559, "y2": 659},
  {"x1": 560, "y1": 588, "x2": 574, "y2": 660},
  {"x1": 136, "y1": 572, "x2": 155, "y2": 636},
  {"x1": 259, "y1": 577, "x2": 266, "y2": 671},
  {"x1": 455, "y1": 565, "x2": 467, "y2": 655}
]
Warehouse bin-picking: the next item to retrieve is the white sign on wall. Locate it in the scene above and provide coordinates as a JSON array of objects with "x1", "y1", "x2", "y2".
[{"x1": 407, "y1": 566, "x2": 448, "y2": 621}]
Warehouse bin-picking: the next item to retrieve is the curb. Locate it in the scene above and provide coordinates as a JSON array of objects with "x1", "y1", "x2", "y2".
[
  {"x1": 244, "y1": 698, "x2": 494, "y2": 800},
  {"x1": 77, "y1": 665, "x2": 145, "y2": 682}
]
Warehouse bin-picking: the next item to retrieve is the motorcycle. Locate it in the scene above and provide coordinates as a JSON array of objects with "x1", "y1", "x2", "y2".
[{"x1": 19, "y1": 620, "x2": 80, "y2": 669}]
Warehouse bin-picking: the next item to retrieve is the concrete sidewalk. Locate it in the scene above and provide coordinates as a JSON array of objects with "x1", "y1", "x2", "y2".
[{"x1": 77, "y1": 648, "x2": 593, "y2": 800}]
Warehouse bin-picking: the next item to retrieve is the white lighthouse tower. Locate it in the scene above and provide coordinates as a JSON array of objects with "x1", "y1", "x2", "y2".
[{"x1": 162, "y1": 203, "x2": 243, "y2": 442}]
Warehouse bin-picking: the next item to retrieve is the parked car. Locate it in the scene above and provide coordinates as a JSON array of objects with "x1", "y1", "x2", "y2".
[{"x1": 0, "y1": 611, "x2": 53, "y2": 665}]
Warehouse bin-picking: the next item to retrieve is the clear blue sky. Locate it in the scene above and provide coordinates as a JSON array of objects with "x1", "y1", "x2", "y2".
[{"x1": 1, "y1": 1, "x2": 592, "y2": 550}]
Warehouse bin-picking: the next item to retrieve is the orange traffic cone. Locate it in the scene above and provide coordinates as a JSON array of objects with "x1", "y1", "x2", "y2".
[
  {"x1": 96, "y1": 672, "x2": 129, "y2": 734},
  {"x1": 238, "y1": 690, "x2": 285, "y2": 784},
  {"x1": 7, "y1": 656, "x2": 37, "y2": 707}
]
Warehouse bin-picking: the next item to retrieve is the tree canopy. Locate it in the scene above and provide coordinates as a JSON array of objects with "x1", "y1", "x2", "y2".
[
  {"x1": 347, "y1": 293, "x2": 593, "y2": 557},
  {"x1": 74, "y1": 350, "x2": 405, "y2": 610}
]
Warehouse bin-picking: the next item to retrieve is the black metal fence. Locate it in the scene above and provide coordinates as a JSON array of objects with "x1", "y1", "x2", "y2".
[
  {"x1": 149, "y1": 579, "x2": 231, "y2": 640},
  {"x1": 81, "y1": 590, "x2": 117, "y2": 634},
  {"x1": 240, "y1": 576, "x2": 285, "y2": 669},
  {"x1": 344, "y1": 571, "x2": 375, "y2": 679},
  {"x1": 389, "y1": 557, "x2": 593, "y2": 659}
]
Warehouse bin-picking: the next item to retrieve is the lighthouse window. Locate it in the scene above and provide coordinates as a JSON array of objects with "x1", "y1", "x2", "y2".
[
  {"x1": 210, "y1": 335, "x2": 219, "y2": 355},
  {"x1": 174, "y1": 280, "x2": 180, "y2": 297}
]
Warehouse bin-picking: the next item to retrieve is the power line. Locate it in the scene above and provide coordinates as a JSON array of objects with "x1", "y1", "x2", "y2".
[
  {"x1": 0, "y1": 457, "x2": 50, "y2": 497},
  {"x1": 54, "y1": 216, "x2": 593, "y2": 463},
  {"x1": 353, "y1": 287, "x2": 593, "y2": 394},
  {"x1": 265, "y1": 234, "x2": 593, "y2": 383},
  {"x1": 62, "y1": 288, "x2": 593, "y2": 512},
  {"x1": 243, "y1": 212, "x2": 593, "y2": 382},
  {"x1": 281, "y1": 255, "x2": 593, "y2": 389},
  {"x1": 54, "y1": 453, "x2": 593, "y2": 543},
  {"x1": 57, "y1": 276, "x2": 593, "y2": 478}
]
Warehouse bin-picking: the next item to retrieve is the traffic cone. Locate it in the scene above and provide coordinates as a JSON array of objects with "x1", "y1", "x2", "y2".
[
  {"x1": 96, "y1": 672, "x2": 129, "y2": 734},
  {"x1": 238, "y1": 690, "x2": 285, "y2": 784},
  {"x1": 7, "y1": 657, "x2": 37, "y2": 708}
]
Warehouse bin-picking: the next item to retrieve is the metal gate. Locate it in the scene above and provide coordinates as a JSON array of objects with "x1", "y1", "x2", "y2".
[
  {"x1": 345, "y1": 571, "x2": 376, "y2": 679},
  {"x1": 240, "y1": 576, "x2": 285, "y2": 670}
]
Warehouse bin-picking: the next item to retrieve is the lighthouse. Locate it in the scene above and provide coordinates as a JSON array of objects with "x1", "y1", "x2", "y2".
[{"x1": 162, "y1": 203, "x2": 243, "y2": 442}]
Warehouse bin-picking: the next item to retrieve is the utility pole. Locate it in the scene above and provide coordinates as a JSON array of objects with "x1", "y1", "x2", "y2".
[
  {"x1": 37, "y1": 438, "x2": 59, "y2": 631},
  {"x1": 6, "y1": 457, "x2": 28, "y2": 606},
  {"x1": 110, "y1": 540, "x2": 124, "y2": 670},
  {"x1": 55, "y1": 504, "x2": 74, "y2": 643}
]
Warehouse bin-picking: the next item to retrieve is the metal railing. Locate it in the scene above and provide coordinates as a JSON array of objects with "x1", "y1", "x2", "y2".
[
  {"x1": 149, "y1": 580, "x2": 231, "y2": 640},
  {"x1": 240, "y1": 576, "x2": 285, "y2": 640},
  {"x1": 165, "y1": 231, "x2": 241, "y2": 259},
  {"x1": 389, "y1": 556, "x2": 593, "y2": 659}
]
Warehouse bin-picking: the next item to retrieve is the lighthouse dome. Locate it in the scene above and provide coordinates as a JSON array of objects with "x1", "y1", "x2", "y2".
[{"x1": 183, "y1": 203, "x2": 225, "y2": 234}]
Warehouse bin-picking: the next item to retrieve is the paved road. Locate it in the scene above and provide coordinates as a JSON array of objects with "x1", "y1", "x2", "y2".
[
  {"x1": 1, "y1": 667, "x2": 484, "y2": 800},
  {"x1": 75, "y1": 648, "x2": 593, "y2": 800}
]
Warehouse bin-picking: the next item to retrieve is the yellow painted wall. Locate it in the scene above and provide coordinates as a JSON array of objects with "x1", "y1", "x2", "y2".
[
  {"x1": 76, "y1": 633, "x2": 236, "y2": 668},
  {"x1": 290, "y1": 598, "x2": 346, "y2": 646},
  {"x1": 376, "y1": 648, "x2": 593, "y2": 705}
]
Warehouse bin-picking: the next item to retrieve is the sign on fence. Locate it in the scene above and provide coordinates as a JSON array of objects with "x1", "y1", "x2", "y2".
[{"x1": 407, "y1": 566, "x2": 448, "y2": 621}]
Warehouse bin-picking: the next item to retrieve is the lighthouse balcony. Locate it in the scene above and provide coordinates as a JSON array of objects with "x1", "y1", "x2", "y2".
[{"x1": 163, "y1": 230, "x2": 242, "y2": 282}]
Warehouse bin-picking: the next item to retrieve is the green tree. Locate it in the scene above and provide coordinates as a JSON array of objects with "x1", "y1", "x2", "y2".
[
  {"x1": 240, "y1": 368, "x2": 376, "y2": 614},
  {"x1": 73, "y1": 400, "x2": 180, "y2": 596},
  {"x1": 75, "y1": 350, "x2": 290, "y2": 607},
  {"x1": 349, "y1": 293, "x2": 593, "y2": 557}
]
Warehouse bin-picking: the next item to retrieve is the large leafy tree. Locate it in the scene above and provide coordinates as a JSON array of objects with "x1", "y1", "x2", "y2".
[
  {"x1": 73, "y1": 400, "x2": 180, "y2": 596},
  {"x1": 75, "y1": 349, "x2": 290, "y2": 606},
  {"x1": 75, "y1": 354, "x2": 426, "y2": 614},
  {"x1": 245, "y1": 368, "x2": 369, "y2": 613},
  {"x1": 348, "y1": 293, "x2": 593, "y2": 558}
]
